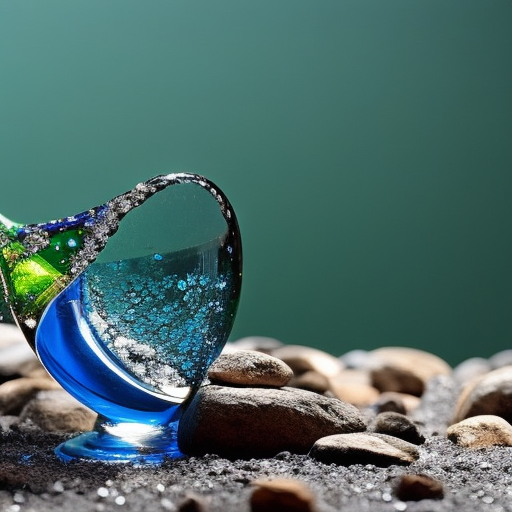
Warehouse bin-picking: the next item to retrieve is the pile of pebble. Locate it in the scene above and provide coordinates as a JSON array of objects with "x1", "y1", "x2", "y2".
[{"x1": 3, "y1": 323, "x2": 512, "y2": 510}]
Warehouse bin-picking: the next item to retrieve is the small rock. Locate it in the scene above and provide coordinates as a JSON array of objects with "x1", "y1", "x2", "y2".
[
  {"x1": 309, "y1": 433, "x2": 419, "y2": 467},
  {"x1": 250, "y1": 479, "x2": 317, "y2": 512},
  {"x1": 0, "y1": 323, "x2": 27, "y2": 348},
  {"x1": 208, "y1": 350, "x2": 293, "y2": 387},
  {"x1": 0, "y1": 377, "x2": 61, "y2": 415},
  {"x1": 369, "y1": 347, "x2": 451, "y2": 396},
  {"x1": 271, "y1": 345, "x2": 344, "y2": 377},
  {"x1": 453, "y1": 357, "x2": 491, "y2": 384},
  {"x1": 0, "y1": 415, "x2": 20, "y2": 431},
  {"x1": 20, "y1": 389, "x2": 97, "y2": 432},
  {"x1": 328, "y1": 370, "x2": 380, "y2": 407},
  {"x1": 229, "y1": 336, "x2": 284, "y2": 354},
  {"x1": 488, "y1": 350, "x2": 512, "y2": 370},
  {"x1": 339, "y1": 349, "x2": 373, "y2": 370},
  {"x1": 288, "y1": 371, "x2": 331, "y2": 394},
  {"x1": 373, "y1": 392, "x2": 421, "y2": 415},
  {"x1": 0, "y1": 323, "x2": 48, "y2": 381},
  {"x1": 178, "y1": 385, "x2": 366, "y2": 458},
  {"x1": 18, "y1": 359, "x2": 50, "y2": 379},
  {"x1": 447, "y1": 415, "x2": 512, "y2": 448},
  {"x1": 0, "y1": 338, "x2": 38, "y2": 379},
  {"x1": 371, "y1": 393, "x2": 404, "y2": 414},
  {"x1": 394, "y1": 474, "x2": 444, "y2": 501},
  {"x1": 369, "y1": 412, "x2": 425, "y2": 445},
  {"x1": 177, "y1": 494, "x2": 207, "y2": 512},
  {"x1": 452, "y1": 366, "x2": 512, "y2": 424}
]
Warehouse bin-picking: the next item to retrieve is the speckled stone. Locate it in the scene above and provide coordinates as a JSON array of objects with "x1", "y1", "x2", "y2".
[
  {"x1": 178, "y1": 385, "x2": 366, "y2": 458},
  {"x1": 208, "y1": 350, "x2": 293, "y2": 387},
  {"x1": 447, "y1": 415, "x2": 512, "y2": 448},
  {"x1": 309, "y1": 432, "x2": 419, "y2": 467}
]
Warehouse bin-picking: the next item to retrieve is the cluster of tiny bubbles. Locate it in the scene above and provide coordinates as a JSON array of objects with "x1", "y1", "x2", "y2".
[{"x1": 82, "y1": 252, "x2": 233, "y2": 390}]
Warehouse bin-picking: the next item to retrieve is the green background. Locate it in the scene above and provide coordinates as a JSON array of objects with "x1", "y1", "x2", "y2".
[{"x1": 1, "y1": 1, "x2": 511, "y2": 365}]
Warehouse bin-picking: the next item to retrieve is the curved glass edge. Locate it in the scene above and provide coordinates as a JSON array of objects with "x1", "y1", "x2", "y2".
[
  {"x1": 36, "y1": 272, "x2": 187, "y2": 424},
  {"x1": 55, "y1": 421, "x2": 184, "y2": 464},
  {"x1": 0, "y1": 173, "x2": 242, "y2": 351}
]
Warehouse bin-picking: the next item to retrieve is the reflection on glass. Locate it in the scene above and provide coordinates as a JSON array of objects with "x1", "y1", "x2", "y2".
[{"x1": 0, "y1": 174, "x2": 242, "y2": 463}]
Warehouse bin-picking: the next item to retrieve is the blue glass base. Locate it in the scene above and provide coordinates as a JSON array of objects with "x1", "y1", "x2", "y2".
[{"x1": 55, "y1": 421, "x2": 184, "y2": 464}]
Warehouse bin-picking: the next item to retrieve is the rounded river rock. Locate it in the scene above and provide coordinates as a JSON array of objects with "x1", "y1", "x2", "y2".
[
  {"x1": 178, "y1": 385, "x2": 366, "y2": 458},
  {"x1": 208, "y1": 350, "x2": 293, "y2": 387},
  {"x1": 309, "y1": 432, "x2": 419, "y2": 467}
]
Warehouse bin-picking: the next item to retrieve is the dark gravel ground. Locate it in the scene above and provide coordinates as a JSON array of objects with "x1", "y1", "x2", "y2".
[{"x1": 1, "y1": 375, "x2": 512, "y2": 512}]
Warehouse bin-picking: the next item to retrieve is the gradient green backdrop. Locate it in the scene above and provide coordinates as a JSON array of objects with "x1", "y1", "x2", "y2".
[{"x1": 1, "y1": 1, "x2": 511, "y2": 365}]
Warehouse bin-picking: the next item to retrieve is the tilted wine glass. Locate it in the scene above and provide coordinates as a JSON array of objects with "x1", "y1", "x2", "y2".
[{"x1": 0, "y1": 173, "x2": 242, "y2": 463}]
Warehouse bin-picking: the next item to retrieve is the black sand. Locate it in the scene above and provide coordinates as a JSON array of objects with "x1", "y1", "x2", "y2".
[{"x1": 1, "y1": 376, "x2": 512, "y2": 512}]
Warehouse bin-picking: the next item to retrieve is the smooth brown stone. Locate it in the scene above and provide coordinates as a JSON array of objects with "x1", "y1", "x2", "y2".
[
  {"x1": 18, "y1": 359, "x2": 50, "y2": 379},
  {"x1": 447, "y1": 415, "x2": 512, "y2": 448},
  {"x1": 271, "y1": 345, "x2": 344, "y2": 378},
  {"x1": 251, "y1": 479, "x2": 317, "y2": 512},
  {"x1": 0, "y1": 377, "x2": 61, "y2": 415},
  {"x1": 288, "y1": 371, "x2": 331, "y2": 394},
  {"x1": 394, "y1": 474, "x2": 444, "y2": 501},
  {"x1": 373, "y1": 392, "x2": 421, "y2": 415},
  {"x1": 369, "y1": 412, "x2": 425, "y2": 445},
  {"x1": 453, "y1": 366, "x2": 512, "y2": 424},
  {"x1": 309, "y1": 432, "x2": 419, "y2": 467},
  {"x1": 208, "y1": 350, "x2": 293, "y2": 387},
  {"x1": 328, "y1": 370, "x2": 380, "y2": 406},
  {"x1": 20, "y1": 390, "x2": 97, "y2": 433},
  {"x1": 369, "y1": 347, "x2": 451, "y2": 396},
  {"x1": 178, "y1": 385, "x2": 366, "y2": 458},
  {"x1": 177, "y1": 494, "x2": 207, "y2": 512}
]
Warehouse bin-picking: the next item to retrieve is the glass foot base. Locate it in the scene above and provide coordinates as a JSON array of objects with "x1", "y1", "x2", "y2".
[{"x1": 55, "y1": 422, "x2": 185, "y2": 464}]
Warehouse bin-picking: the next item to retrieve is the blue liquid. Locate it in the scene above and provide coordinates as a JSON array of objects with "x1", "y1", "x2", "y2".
[
  {"x1": 36, "y1": 277, "x2": 184, "y2": 462},
  {"x1": 2, "y1": 176, "x2": 242, "y2": 463},
  {"x1": 37, "y1": 276, "x2": 188, "y2": 424},
  {"x1": 34, "y1": 243, "x2": 238, "y2": 463}
]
